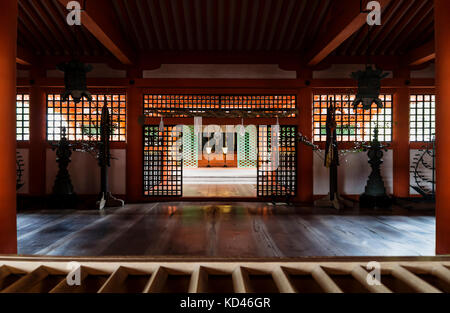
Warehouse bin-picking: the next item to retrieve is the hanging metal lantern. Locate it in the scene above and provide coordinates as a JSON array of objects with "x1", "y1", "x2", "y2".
[
  {"x1": 57, "y1": 60, "x2": 93, "y2": 104},
  {"x1": 351, "y1": 65, "x2": 389, "y2": 110}
]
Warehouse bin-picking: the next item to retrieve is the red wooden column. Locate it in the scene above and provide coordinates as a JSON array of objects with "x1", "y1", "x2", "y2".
[
  {"x1": 0, "y1": 0, "x2": 18, "y2": 254},
  {"x1": 296, "y1": 87, "x2": 314, "y2": 204},
  {"x1": 393, "y1": 70, "x2": 411, "y2": 198},
  {"x1": 126, "y1": 70, "x2": 143, "y2": 203},
  {"x1": 435, "y1": 0, "x2": 450, "y2": 255},
  {"x1": 29, "y1": 68, "x2": 47, "y2": 198}
]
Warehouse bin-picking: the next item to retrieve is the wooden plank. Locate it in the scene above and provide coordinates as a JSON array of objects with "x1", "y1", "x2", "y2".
[
  {"x1": 431, "y1": 264, "x2": 450, "y2": 286},
  {"x1": 391, "y1": 265, "x2": 441, "y2": 293},
  {"x1": 57, "y1": 0, "x2": 133, "y2": 64},
  {"x1": 409, "y1": 40, "x2": 435, "y2": 66},
  {"x1": 307, "y1": 0, "x2": 392, "y2": 66},
  {"x1": 16, "y1": 46, "x2": 33, "y2": 66},
  {"x1": 1, "y1": 266, "x2": 49, "y2": 293},
  {"x1": 97, "y1": 266, "x2": 129, "y2": 293},
  {"x1": 311, "y1": 266, "x2": 343, "y2": 293},
  {"x1": 232, "y1": 266, "x2": 252, "y2": 293},
  {"x1": 351, "y1": 265, "x2": 392, "y2": 293},
  {"x1": 271, "y1": 266, "x2": 296, "y2": 293},
  {"x1": 0, "y1": 266, "x2": 12, "y2": 282},
  {"x1": 188, "y1": 266, "x2": 208, "y2": 293},
  {"x1": 143, "y1": 267, "x2": 169, "y2": 293}
]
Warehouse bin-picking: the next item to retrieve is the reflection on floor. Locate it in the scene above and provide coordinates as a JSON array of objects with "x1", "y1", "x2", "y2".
[
  {"x1": 183, "y1": 184, "x2": 256, "y2": 197},
  {"x1": 17, "y1": 202, "x2": 435, "y2": 257},
  {"x1": 183, "y1": 168, "x2": 257, "y2": 197}
]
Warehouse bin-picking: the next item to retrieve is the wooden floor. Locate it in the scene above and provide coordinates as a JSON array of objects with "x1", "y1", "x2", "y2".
[
  {"x1": 17, "y1": 202, "x2": 436, "y2": 257},
  {"x1": 183, "y1": 184, "x2": 257, "y2": 197}
]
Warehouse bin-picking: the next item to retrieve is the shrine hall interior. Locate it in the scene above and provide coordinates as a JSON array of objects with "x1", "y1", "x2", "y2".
[{"x1": 1, "y1": 0, "x2": 450, "y2": 260}]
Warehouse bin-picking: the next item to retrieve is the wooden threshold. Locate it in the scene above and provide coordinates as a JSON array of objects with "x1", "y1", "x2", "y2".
[{"x1": 0, "y1": 256, "x2": 449, "y2": 293}]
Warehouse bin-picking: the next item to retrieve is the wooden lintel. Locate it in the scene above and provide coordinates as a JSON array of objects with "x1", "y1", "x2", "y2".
[
  {"x1": 408, "y1": 40, "x2": 436, "y2": 66},
  {"x1": 16, "y1": 46, "x2": 34, "y2": 66}
]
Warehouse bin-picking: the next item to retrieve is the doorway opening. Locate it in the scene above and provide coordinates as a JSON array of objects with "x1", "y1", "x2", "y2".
[
  {"x1": 143, "y1": 124, "x2": 298, "y2": 200},
  {"x1": 182, "y1": 125, "x2": 257, "y2": 198}
]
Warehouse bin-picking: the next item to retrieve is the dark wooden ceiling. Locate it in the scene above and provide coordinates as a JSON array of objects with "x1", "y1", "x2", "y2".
[
  {"x1": 16, "y1": 0, "x2": 435, "y2": 64},
  {"x1": 18, "y1": 0, "x2": 108, "y2": 56},
  {"x1": 335, "y1": 0, "x2": 434, "y2": 56}
]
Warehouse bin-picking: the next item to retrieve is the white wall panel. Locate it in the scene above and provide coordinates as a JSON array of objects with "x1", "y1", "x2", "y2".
[{"x1": 46, "y1": 149, "x2": 126, "y2": 195}]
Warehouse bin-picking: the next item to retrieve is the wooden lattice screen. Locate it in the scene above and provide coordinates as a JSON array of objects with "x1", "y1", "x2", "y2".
[
  {"x1": 144, "y1": 94, "x2": 296, "y2": 117},
  {"x1": 410, "y1": 94, "x2": 436, "y2": 142},
  {"x1": 143, "y1": 125, "x2": 183, "y2": 197},
  {"x1": 313, "y1": 94, "x2": 393, "y2": 142},
  {"x1": 257, "y1": 125, "x2": 297, "y2": 198}
]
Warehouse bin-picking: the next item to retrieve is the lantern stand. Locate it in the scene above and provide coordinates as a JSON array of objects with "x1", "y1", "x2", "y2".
[
  {"x1": 359, "y1": 126, "x2": 392, "y2": 209},
  {"x1": 222, "y1": 146, "x2": 228, "y2": 168},
  {"x1": 314, "y1": 97, "x2": 353, "y2": 210},
  {"x1": 95, "y1": 99, "x2": 124, "y2": 210},
  {"x1": 49, "y1": 127, "x2": 78, "y2": 209}
]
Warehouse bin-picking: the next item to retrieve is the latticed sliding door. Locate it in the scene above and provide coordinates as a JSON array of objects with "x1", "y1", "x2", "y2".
[
  {"x1": 257, "y1": 125, "x2": 297, "y2": 198},
  {"x1": 144, "y1": 125, "x2": 183, "y2": 197},
  {"x1": 237, "y1": 125, "x2": 257, "y2": 168}
]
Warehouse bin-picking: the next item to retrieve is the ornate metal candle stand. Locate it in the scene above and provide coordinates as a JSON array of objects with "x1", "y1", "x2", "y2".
[
  {"x1": 359, "y1": 127, "x2": 392, "y2": 209},
  {"x1": 49, "y1": 128, "x2": 78, "y2": 207},
  {"x1": 78, "y1": 103, "x2": 124, "y2": 210}
]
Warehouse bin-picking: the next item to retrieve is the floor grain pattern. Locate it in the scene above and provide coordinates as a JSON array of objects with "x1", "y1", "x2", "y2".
[{"x1": 17, "y1": 202, "x2": 436, "y2": 257}]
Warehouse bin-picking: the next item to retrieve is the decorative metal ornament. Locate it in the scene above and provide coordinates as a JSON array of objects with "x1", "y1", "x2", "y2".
[
  {"x1": 76, "y1": 102, "x2": 124, "y2": 210},
  {"x1": 351, "y1": 65, "x2": 389, "y2": 110},
  {"x1": 410, "y1": 140, "x2": 436, "y2": 201},
  {"x1": 16, "y1": 151, "x2": 25, "y2": 191},
  {"x1": 314, "y1": 99, "x2": 353, "y2": 210},
  {"x1": 96, "y1": 103, "x2": 124, "y2": 210},
  {"x1": 57, "y1": 60, "x2": 93, "y2": 104},
  {"x1": 359, "y1": 126, "x2": 392, "y2": 209},
  {"x1": 50, "y1": 127, "x2": 77, "y2": 196}
]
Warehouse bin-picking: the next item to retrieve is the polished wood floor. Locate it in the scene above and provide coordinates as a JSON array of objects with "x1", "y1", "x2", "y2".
[
  {"x1": 17, "y1": 202, "x2": 436, "y2": 257},
  {"x1": 183, "y1": 184, "x2": 256, "y2": 197}
]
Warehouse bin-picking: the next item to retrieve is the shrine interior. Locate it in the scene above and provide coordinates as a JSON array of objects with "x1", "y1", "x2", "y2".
[{"x1": 1, "y1": 0, "x2": 450, "y2": 295}]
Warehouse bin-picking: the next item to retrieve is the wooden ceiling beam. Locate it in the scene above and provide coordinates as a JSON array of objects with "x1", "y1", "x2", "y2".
[
  {"x1": 378, "y1": 0, "x2": 428, "y2": 55},
  {"x1": 57, "y1": 0, "x2": 133, "y2": 64},
  {"x1": 392, "y1": 2, "x2": 433, "y2": 49},
  {"x1": 351, "y1": 0, "x2": 405, "y2": 55},
  {"x1": 16, "y1": 46, "x2": 34, "y2": 66},
  {"x1": 307, "y1": 0, "x2": 392, "y2": 66},
  {"x1": 408, "y1": 40, "x2": 435, "y2": 66}
]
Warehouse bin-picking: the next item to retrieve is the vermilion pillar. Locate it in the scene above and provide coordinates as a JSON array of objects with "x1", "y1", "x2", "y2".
[
  {"x1": 0, "y1": 0, "x2": 18, "y2": 254},
  {"x1": 29, "y1": 68, "x2": 46, "y2": 197},
  {"x1": 435, "y1": 0, "x2": 450, "y2": 255},
  {"x1": 126, "y1": 70, "x2": 143, "y2": 203},
  {"x1": 393, "y1": 75, "x2": 411, "y2": 198},
  {"x1": 297, "y1": 87, "x2": 314, "y2": 204}
]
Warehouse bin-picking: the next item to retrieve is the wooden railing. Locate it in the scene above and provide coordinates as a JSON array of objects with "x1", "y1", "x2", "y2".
[{"x1": 0, "y1": 257, "x2": 449, "y2": 293}]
